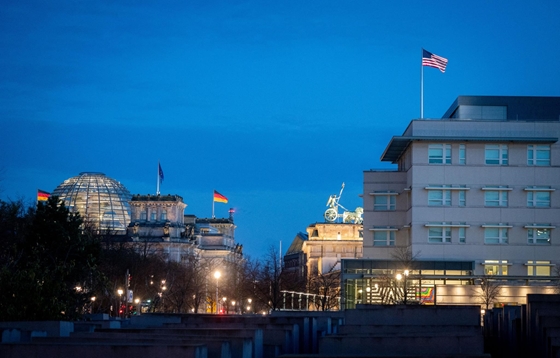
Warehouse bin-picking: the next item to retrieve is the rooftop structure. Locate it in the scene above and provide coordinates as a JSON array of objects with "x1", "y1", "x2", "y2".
[{"x1": 52, "y1": 172, "x2": 132, "y2": 233}]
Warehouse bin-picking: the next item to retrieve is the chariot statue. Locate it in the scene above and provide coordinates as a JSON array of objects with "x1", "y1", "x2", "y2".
[{"x1": 324, "y1": 183, "x2": 363, "y2": 224}]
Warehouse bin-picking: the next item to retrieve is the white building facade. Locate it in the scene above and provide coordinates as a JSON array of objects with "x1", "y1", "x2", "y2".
[{"x1": 342, "y1": 96, "x2": 560, "y2": 308}]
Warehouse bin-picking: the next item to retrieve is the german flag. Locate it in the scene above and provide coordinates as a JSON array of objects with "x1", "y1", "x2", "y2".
[
  {"x1": 37, "y1": 189, "x2": 51, "y2": 201},
  {"x1": 213, "y1": 190, "x2": 228, "y2": 204}
]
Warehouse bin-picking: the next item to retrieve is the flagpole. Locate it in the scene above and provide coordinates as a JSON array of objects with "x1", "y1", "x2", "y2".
[
  {"x1": 156, "y1": 161, "x2": 160, "y2": 195},
  {"x1": 420, "y1": 48, "x2": 424, "y2": 119},
  {"x1": 212, "y1": 191, "x2": 215, "y2": 219}
]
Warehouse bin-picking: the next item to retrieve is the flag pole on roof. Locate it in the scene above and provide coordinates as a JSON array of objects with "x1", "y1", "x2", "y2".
[
  {"x1": 157, "y1": 161, "x2": 164, "y2": 195},
  {"x1": 212, "y1": 190, "x2": 228, "y2": 219},
  {"x1": 421, "y1": 48, "x2": 448, "y2": 119}
]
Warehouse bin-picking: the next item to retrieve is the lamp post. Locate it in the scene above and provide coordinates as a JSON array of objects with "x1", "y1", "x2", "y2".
[
  {"x1": 231, "y1": 301, "x2": 236, "y2": 314},
  {"x1": 247, "y1": 298, "x2": 252, "y2": 314},
  {"x1": 117, "y1": 289, "x2": 123, "y2": 317},
  {"x1": 214, "y1": 271, "x2": 221, "y2": 314},
  {"x1": 223, "y1": 296, "x2": 227, "y2": 314}
]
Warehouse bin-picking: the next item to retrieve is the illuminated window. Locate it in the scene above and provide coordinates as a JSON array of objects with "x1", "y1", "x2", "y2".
[
  {"x1": 527, "y1": 261, "x2": 552, "y2": 276},
  {"x1": 527, "y1": 145, "x2": 550, "y2": 166},
  {"x1": 484, "y1": 260, "x2": 508, "y2": 275},
  {"x1": 485, "y1": 145, "x2": 508, "y2": 165},
  {"x1": 161, "y1": 210, "x2": 167, "y2": 221},
  {"x1": 527, "y1": 226, "x2": 552, "y2": 245},
  {"x1": 429, "y1": 144, "x2": 451, "y2": 164},
  {"x1": 150, "y1": 210, "x2": 157, "y2": 221}
]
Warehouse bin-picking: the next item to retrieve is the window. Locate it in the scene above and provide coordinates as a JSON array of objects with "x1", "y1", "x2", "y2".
[
  {"x1": 373, "y1": 194, "x2": 396, "y2": 211},
  {"x1": 428, "y1": 226, "x2": 451, "y2": 243},
  {"x1": 373, "y1": 231, "x2": 395, "y2": 246},
  {"x1": 429, "y1": 144, "x2": 451, "y2": 164},
  {"x1": 140, "y1": 211, "x2": 147, "y2": 220},
  {"x1": 459, "y1": 227, "x2": 466, "y2": 243},
  {"x1": 484, "y1": 226, "x2": 508, "y2": 244},
  {"x1": 150, "y1": 211, "x2": 157, "y2": 221},
  {"x1": 527, "y1": 145, "x2": 551, "y2": 166},
  {"x1": 458, "y1": 190, "x2": 466, "y2": 207},
  {"x1": 527, "y1": 261, "x2": 551, "y2": 276},
  {"x1": 484, "y1": 260, "x2": 508, "y2": 275},
  {"x1": 527, "y1": 226, "x2": 551, "y2": 245},
  {"x1": 484, "y1": 188, "x2": 509, "y2": 207},
  {"x1": 161, "y1": 210, "x2": 167, "y2": 221},
  {"x1": 485, "y1": 145, "x2": 508, "y2": 165},
  {"x1": 428, "y1": 188, "x2": 451, "y2": 206},
  {"x1": 459, "y1": 144, "x2": 466, "y2": 165},
  {"x1": 526, "y1": 187, "x2": 552, "y2": 207}
]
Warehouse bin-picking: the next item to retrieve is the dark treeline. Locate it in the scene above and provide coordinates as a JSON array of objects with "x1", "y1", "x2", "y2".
[{"x1": 0, "y1": 197, "x2": 341, "y2": 321}]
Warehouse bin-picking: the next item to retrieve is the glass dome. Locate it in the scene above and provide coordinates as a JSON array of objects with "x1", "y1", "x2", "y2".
[{"x1": 52, "y1": 172, "x2": 132, "y2": 233}]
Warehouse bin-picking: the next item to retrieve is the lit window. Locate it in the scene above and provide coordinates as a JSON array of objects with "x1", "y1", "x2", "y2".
[
  {"x1": 428, "y1": 225, "x2": 451, "y2": 243},
  {"x1": 527, "y1": 145, "x2": 550, "y2": 166},
  {"x1": 150, "y1": 211, "x2": 157, "y2": 221},
  {"x1": 485, "y1": 145, "x2": 508, "y2": 165},
  {"x1": 428, "y1": 188, "x2": 451, "y2": 206},
  {"x1": 373, "y1": 231, "x2": 395, "y2": 246},
  {"x1": 526, "y1": 187, "x2": 552, "y2": 207},
  {"x1": 484, "y1": 260, "x2": 508, "y2": 275},
  {"x1": 459, "y1": 144, "x2": 466, "y2": 165},
  {"x1": 527, "y1": 261, "x2": 551, "y2": 276},
  {"x1": 429, "y1": 144, "x2": 451, "y2": 164},
  {"x1": 527, "y1": 226, "x2": 551, "y2": 245},
  {"x1": 373, "y1": 195, "x2": 396, "y2": 211},
  {"x1": 484, "y1": 227, "x2": 508, "y2": 244},
  {"x1": 161, "y1": 210, "x2": 167, "y2": 220}
]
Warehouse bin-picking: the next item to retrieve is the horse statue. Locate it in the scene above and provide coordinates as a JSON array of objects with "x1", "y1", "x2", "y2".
[{"x1": 343, "y1": 207, "x2": 363, "y2": 224}]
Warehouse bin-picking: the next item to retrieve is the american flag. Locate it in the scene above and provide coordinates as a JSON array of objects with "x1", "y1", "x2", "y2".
[{"x1": 422, "y1": 49, "x2": 448, "y2": 73}]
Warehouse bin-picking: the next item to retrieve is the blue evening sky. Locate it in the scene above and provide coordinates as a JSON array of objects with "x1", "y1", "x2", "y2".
[{"x1": 1, "y1": 1, "x2": 559, "y2": 259}]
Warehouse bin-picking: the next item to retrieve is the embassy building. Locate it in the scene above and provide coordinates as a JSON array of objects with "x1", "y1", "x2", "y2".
[{"x1": 341, "y1": 96, "x2": 560, "y2": 309}]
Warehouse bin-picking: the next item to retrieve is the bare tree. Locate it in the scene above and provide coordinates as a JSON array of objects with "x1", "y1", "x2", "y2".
[
  {"x1": 391, "y1": 245, "x2": 421, "y2": 305},
  {"x1": 477, "y1": 276, "x2": 502, "y2": 310},
  {"x1": 251, "y1": 245, "x2": 283, "y2": 312},
  {"x1": 308, "y1": 263, "x2": 340, "y2": 311}
]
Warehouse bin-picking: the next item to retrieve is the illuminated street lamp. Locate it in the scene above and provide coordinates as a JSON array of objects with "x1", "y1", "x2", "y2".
[
  {"x1": 117, "y1": 289, "x2": 124, "y2": 317},
  {"x1": 223, "y1": 296, "x2": 227, "y2": 314},
  {"x1": 247, "y1": 298, "x2": 252, "y2": 314},
  {"x1": 214, "y1": 271, "x2": 221, "y2": 314},
  {"x1": 231, "y1": 301, "x2": 236, "y2": 314}
]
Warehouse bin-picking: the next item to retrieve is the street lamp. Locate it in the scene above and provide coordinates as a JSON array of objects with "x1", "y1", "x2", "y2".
[
  {"x1": 231, "y1": 301, "x2": 236, "y2": 314},
  {"x1": 247, "y1": 298, "x2": 252, "y2": 314},
  {"x1": 214, "y1": 271, "x2": 221, "y2": 314},
  {"x1": 223, "y1": 296, "x2": 227, "y2": 314},
  {"x1": 117, "y1": 289, "x2": 124, "y2": 317}
]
